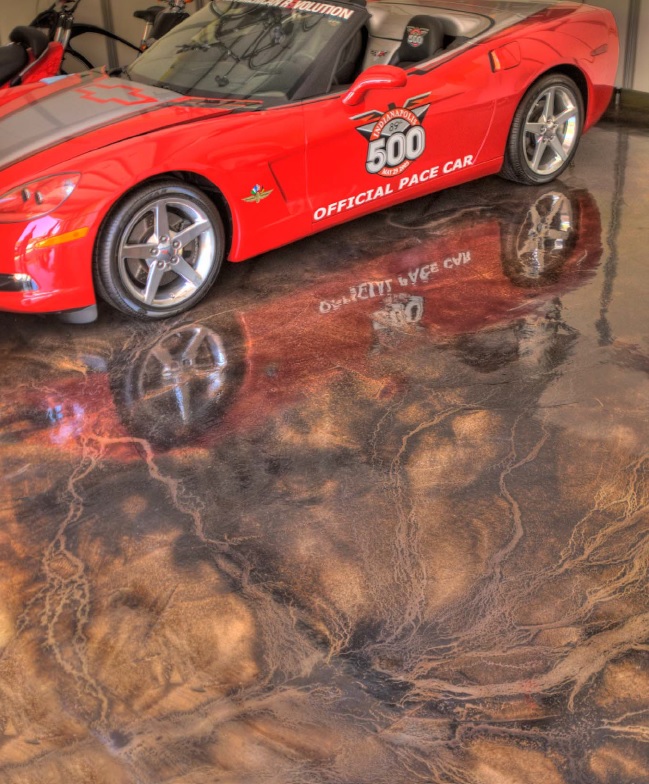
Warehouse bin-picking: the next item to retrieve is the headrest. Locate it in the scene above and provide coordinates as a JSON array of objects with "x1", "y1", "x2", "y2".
[
  {"x1": 9, "y1": 26, "x2": 49, "y2": 58},
  {"x1": 395, "y1": 15, "x2": 444, "y2": 65}
]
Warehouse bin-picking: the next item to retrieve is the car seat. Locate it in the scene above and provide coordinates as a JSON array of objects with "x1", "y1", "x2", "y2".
[{"x1": 389, "y1": 15, "x2": 444, "y2": 69}]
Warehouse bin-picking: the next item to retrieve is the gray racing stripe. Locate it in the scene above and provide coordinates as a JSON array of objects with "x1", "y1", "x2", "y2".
[{"x1": 0, "y1": 75, "x2": 179, "y2": 172}]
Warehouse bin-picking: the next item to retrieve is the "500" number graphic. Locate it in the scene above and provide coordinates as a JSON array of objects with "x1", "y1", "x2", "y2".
[
  {"x1": 365, "y1": 106, "x2": 427, "y2": 177},
  {"x1": 367, "y1": 125, "x2": 426, "y2": 175}
]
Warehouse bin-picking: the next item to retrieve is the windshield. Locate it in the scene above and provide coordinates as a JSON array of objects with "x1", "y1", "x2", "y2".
[{"x1": 126, "y1": 0, "x2": 359, "y2": 103}]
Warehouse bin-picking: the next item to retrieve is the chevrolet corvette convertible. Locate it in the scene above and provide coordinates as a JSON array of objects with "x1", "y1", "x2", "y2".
[{"x1": 0, "y1": 0, "x2": 618, "y2": 321}]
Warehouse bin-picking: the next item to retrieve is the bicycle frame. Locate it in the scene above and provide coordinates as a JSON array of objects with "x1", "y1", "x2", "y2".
[
  {"x1": 52, "y1": 0, "x2": 80, "y2": 50},
  {"x1": 32, "y1": 0, "x2": 141, "y2": 72}
]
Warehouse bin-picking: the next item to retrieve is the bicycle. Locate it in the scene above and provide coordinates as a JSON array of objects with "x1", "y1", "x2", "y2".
[
  {"x1": 30, "y1": 0, "x2": 191, "y2": 73},
  {"x1": 135, "y1": 0, "x2": 192, "y2": 51},
  {"x1": 0, "y1": 25, "x2": 63, "y2": 89}
]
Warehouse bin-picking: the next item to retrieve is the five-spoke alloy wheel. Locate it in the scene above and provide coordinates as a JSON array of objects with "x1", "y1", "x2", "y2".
[
  {"x1": 501, "y1": 185, "x2": 578, "y2": 287},
  {"x1": 94, "y1": 179, "x2": 225, "y2": 319},
  {"x1": 501, "y1": 74, "x2": 584, "y2": 185}
]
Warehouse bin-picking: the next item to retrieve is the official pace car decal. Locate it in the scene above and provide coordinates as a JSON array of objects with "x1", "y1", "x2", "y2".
[
  {"x1": 352, "y1": 94, "x2": 431, "y2": 178},
  {"x1": 407, "y1": 27, "x2": 428, "y2": 48},
  {"x1": 313, "y1": 155, "x2": 475, "y2": 221},
  {"x1": 318, "y1": 252, "x2": 472, "y2": 313}
]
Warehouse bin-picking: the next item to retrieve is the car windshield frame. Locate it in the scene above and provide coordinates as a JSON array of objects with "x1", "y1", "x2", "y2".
[{"x1": 126, "y1": 0, "x2": 363, "y2": 104}]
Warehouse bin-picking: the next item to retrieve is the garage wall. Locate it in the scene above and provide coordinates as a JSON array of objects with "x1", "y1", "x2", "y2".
[
  {"x1": 633, "y1": 1, "x2": 649, "y2": 92},
  {"x1": 591, "y1": 0, "x2": 629, "y2": 87},
  {"x1": 0, "y1": 0, "x2": 41, "y2": 44},
  {"x1": 0, "y1": 0, "x2": 647, "y2": 92}
]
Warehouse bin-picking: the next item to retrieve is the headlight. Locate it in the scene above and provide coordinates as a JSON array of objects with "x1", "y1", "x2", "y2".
[{"x1": 0, "y1": 173, "x2": 80, "y2": 223}]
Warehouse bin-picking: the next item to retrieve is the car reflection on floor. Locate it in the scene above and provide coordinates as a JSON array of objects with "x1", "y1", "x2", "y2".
[{"x1": 0, "y1": 180, "x2": 602, "y2": 454}]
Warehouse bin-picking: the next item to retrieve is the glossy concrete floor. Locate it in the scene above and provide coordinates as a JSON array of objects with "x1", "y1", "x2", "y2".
[{"x1": 0, "y1": 122, "x2": 648, "y2": 784}]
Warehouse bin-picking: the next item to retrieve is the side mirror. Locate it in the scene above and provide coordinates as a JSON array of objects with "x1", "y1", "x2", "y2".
[{"x1": 342, "y1": 65, "x2": 407, "y2": 107}]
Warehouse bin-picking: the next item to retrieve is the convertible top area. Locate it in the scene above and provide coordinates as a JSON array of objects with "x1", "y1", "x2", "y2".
[
  {"x1": 362, "y1": 0, "x2": 558, "y2": 69},
  {"x1": 379, "y1": 0, "x2": 560, "y2": 17},
  {"x1": 367, "y1": 1, "x2": 492, "y2": 42}
]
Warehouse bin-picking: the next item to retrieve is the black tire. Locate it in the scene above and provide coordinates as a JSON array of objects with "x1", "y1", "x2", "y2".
[
  {"x1": 501, "y1": 74, "x2": 584, "y2": 185},
  {"x1": 94, "y1": 179, "x2": 225, "y2": 319}
]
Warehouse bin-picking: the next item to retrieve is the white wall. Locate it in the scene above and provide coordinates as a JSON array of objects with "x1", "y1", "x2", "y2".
[
  {"x1": 0, "y1": 0, "x2": 42, "y2": 44},
  {"x1": 590, "y1": 0, "x2": 629, "y2": 87},
  {"x1": 633, "y1": 1, "x2": 649, "y2": 92},
  {"x1": 595, "y1": 0, "x2": 649, "y2": 93}
]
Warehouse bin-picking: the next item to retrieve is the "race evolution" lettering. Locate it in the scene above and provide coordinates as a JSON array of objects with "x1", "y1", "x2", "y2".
[{"x1": 235, "y1": 0, "x2": 356, "y2": 18}]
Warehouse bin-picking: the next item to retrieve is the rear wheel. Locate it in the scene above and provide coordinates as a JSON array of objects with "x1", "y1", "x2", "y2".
[
  {"x1": 501, "y1": 184, "x2": 577, "y2": 286},
  {"x1": 501, "y1": 74, "x2": 584, "y2": 185},
  {"x1": 94, "y1": 179, "x2": 225, "y2": 319}
]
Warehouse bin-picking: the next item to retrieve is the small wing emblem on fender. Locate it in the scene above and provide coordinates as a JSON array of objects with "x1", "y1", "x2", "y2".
[{"x1": 243, "y1": 184, "x2": 274, "y2": 203}]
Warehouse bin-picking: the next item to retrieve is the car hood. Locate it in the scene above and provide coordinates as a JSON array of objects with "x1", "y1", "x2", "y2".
[{"x1": 0, "y1": 71, "x2": 260, "y2": 175}]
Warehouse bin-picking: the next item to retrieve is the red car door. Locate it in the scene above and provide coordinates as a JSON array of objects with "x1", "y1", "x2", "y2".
[{"x1": 302, "y1": 44, "x2": 497, "y2": 227}]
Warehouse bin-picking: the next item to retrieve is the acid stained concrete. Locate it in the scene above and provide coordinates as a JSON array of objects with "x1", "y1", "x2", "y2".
[{"x1": 0, "y1": 121, "x2": 648, "y2": 783}]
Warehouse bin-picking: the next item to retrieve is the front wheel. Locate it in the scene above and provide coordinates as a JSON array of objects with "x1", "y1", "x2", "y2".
[
  {"x1": 501, "y1": 74, "x2": 584, "y2": 185},
  {"x1": 94, "y1": 179, "x2": 225, "y2": 319}
]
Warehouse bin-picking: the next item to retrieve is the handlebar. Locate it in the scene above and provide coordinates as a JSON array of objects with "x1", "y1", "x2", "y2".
[{"x1": 57, "y1": 0, "x2": 82, "y2": 10}]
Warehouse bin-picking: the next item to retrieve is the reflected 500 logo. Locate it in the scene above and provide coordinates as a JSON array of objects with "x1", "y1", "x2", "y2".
[{"x1": 352, "y1": 93, "x2": 431, "y2": 178}]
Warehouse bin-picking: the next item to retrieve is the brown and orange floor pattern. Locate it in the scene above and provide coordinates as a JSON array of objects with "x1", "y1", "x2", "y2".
[{"x1": 0, "y1": 121, "x2": 647, "y2": 783}]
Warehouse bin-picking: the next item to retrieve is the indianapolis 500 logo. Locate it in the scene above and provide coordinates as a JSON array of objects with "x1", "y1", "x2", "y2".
[
  {"x1": 352, "y1": 93, "x2": 431, "y2": 178},
  {"x1": 407, "y1": 26, "x2": 428, "y2": 48}
]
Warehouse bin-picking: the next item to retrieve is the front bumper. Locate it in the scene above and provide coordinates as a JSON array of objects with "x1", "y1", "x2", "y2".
[{"x1": 0, "y1": 217, "x2": 97, "y2": 314}]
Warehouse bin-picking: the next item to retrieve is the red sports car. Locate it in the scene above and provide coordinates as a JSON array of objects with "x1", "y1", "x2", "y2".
[{"x1": 0, "y1": 0, "x2": 618, "y2": 322}]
